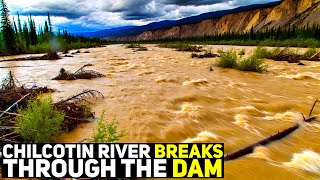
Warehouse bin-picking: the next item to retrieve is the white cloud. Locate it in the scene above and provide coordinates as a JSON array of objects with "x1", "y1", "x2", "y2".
[{"x1": 4, "y1": 0, "x2": 279, "y2": 32}]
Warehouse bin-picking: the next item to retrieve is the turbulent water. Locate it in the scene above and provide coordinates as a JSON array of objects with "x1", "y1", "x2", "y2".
[{"x1": 1, "y1": 45, "x2": 320, "y2": 179}]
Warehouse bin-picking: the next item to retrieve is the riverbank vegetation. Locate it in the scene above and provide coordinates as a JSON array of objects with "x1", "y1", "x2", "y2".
[
  {"x1": 252, "y1": 46, "x2": 319, "y2": 63},
  {"x1": 159, "y1": 43, "x2": 203, "y2": 52},
  {"x1": 191, "y1": 49, "x2": 219, "y2": 58},
  {"x1": 16, "y1": 97, "x2": 65, "y2": 143},
  {"x1": 0, "y1": 0, "x2": 105, "y2": 55},
  {"x1": 129, "y1": 25, "x2": 320, "y2": 48},
  {"x1": 215, "y1": 49, "x2": 267, "y2": 73},
  {"x1": 91, "y1": 112, "x2": 125, "y2": 143},
  {"x1": 126, "y1": 43, "x2": 148, "y2": 51},
  {"x1": 0, "y1": 71, "x2": 105, "y2": 143}
]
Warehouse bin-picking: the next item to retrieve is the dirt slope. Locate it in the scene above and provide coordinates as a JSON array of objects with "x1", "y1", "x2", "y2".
[{"x1": 105, "y1": 0, "x2": 320, "y2": 41}]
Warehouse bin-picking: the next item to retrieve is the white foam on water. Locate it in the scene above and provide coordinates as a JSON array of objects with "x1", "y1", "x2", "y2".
[
  {"x1": 283, "y1": 150, "x2": 320, "y2": 175},
  {"x1": 183, "y1": 79, "x2": 208, "y2": 86},
  {"x1": 183, "y1": 131, "x2": 218, "y2": 143},
  {"x1": 177, "y1": 103, "x2": 204, "y2": 119},
  {"x1": 234, "y1": 114, "x2": 261, "y2": 136},
  {"x1": 277, "y1": 72, "x2": 320, "y2": 81},
  {"x1": 248, "y1": 146, "x2": 270, "y2": 160},
  {"x1": 263, "y1": 111, "x2": 303, "y2": 123}
]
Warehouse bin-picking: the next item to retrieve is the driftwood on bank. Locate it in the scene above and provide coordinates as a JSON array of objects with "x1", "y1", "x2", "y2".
[
  {"x1": 310, "y1": 51, "x2": 320, "y2": 61},
  {"x1": 0, "y1": 72, "x2": 104, "y2": 142},
  {"x1": 271, "y1": 47, "x2": 320, "y2": 63},
  {"x1": 54, "y1": 90, "x2": 104, "y2": 130},
  {"x1": 57, "y1": 89, "x2": 104, "y2": 105},
  {"x1": 192, "y1": 51, "x2": 220, "y2": 59},
  {"x1": 0, "y1": 71, "x2": 53, "y2": 110},
  {"x1": 0, "y1": 51, "x2": 60, "y2": 62},
  {"x1": 52, "y1": 64, "x2": 105, "y2": 80}
]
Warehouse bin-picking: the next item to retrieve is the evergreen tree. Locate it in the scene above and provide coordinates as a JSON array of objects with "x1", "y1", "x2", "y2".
[
  {"x1": 1, "y1": 0, "x2": 16, "y2": 54},
  {"x1": 12, "y1": 16, "x2": 18, "y2": 34},
  {"x1": 28, "y1": 14, "x2": 37, "y2": 45},
  {"x1": 17, "y1": 11, "x2": 22, "y2": 33},
  {"x1": 44, "y1": 20, "x2": 49, "y2": 33},
  {"x1": 47, "y1": 12, "x2": 52, "y2": 35},
  {"x1": 23, "y1": 22, "x2": 30, "y2": 48}
]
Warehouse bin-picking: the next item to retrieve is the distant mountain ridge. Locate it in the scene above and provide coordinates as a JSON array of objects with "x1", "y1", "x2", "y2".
[
  {"x1": 100, "y1": 0, "x2": 320, "y2": 41},
  {"x1": 76, "y1": 1, "x2": 281, "y2": 38}
]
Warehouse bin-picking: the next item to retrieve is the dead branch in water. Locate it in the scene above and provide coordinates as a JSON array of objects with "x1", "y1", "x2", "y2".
[
  {"x1": 0, "y1": 71, "x2": 19, "y2": 91},
  {"x1": 52, "y1": 64, "x2": 105, "y2": 80},
  {"x1": 271, "y1": 47, "x2": 308, "y2": 63},
  {"x1": 0, "y1": 93, "x2": 30, "y2": 118},
  {"x1": 0, "y1": 72, "x2": 101, "y2": 143},
  {"x1": 0, "y1": 72, "x2": 53, "y2": 111},
  {"x1": 56, "y1": 89, "x2": 104, "y2": 105},
  {"x1": 309, "y1": 98, "x2": 319, "y2": 117},
  {"x1": 310, "y1": 51, "x2": 320, "y2": 61},
  {"x1": 73, "y1": 64, "x2": 93, "y2": 75},
  {"x1": 225, "y1": 116, "x2": 317, "y2": 161}
]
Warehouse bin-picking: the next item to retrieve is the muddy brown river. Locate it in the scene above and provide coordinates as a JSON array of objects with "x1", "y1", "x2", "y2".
[{"x1": 1, "y1": 45, "x2": 320, "y2": 179}]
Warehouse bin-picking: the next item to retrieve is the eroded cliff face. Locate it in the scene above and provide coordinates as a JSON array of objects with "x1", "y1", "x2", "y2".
[{"x1": 105, "y1": 0, "x2": 320, "y2": 41}]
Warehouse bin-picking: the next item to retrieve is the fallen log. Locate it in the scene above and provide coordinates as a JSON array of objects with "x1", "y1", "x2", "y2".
[
  {"x1": 0, "y1": 126, "x2": 18, "y2": 130},
  {"x1": 272, "y1": 47, "x2": 308, "y2": 63},
  {"x1": 0, "y1": 138, "x2": 18, "y2": 143},
  {"x1": 276, "y1": 47, "x2": 289, "y2": 58},
  {"x1": 224, "y1": 117, "x2": 317, "y2": 161},
  {"x1": 0, "y1": 51, "x2": 60, "y2": 62},
  {"x1": 0, "y1": 131, "x2": 17, "y2": 139},
  {"x1": 310, "y1": 51, "x2": 320, "y2": 61},
  {"x1": 65, "y1": 116, "x2": 90, "y2": 123},
  {"x1": 0, "y1": 93, "x2": 30, "y2": 118},
  {"x1": 0, "y1": 111, "x2": 23, "y2": 117},
  {"x1": 192, "y1": 51, "x2": 220, "y2": 58},
  {"x1": 0, "y1": 65, "x2": 33, "y2": 68}
]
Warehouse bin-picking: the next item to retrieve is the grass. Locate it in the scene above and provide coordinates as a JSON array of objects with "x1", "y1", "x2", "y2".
[
  {"x1": 159, "y1": 43, "x2": 202, "y2": 52},
  {"x1": 215, "y1": 49, "x2": 267, "y2": 73},
  {"x1": 215, "y1": 50, "x2": 238, "y2": 69},
  {"x1": 252, "y1": 46, "x2": 281, "y2": 59},
  {"x1": 304, "y1": 47, "x2": 318, "y2": 58},
  {"x1": 238, "y1": 56, "x2": 268, "y2": 73}
]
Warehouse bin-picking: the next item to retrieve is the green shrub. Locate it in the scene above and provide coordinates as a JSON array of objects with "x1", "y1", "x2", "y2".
[
  {"x1": 304, "y1": 48, "x2": 318, "y2": 58},
  {"x1": 215, "y1": 50, "x2": 238, "y2": 69},
  {"x1": 16, "y1": 97, "x2": 65, "y2": 143},
  {"x1": 253, "y1": 47, "x2": 280, "y2": 59},
  {"x1": 92, "y1": 112, "x2": 125, "y2": 143},
  {"x1": 238, "y1": 56, "x2": 267, "y2": 73}
]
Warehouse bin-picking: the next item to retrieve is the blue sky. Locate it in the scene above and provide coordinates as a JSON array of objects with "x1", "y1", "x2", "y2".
[{"x1": 6, "y1": 0, "x2": 279, "y2": 33}]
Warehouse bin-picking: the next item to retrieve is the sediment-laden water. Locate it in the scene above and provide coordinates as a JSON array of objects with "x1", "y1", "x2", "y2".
[{"x1": 1, "y1": 45, "x2": 320, "y2": 179}]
